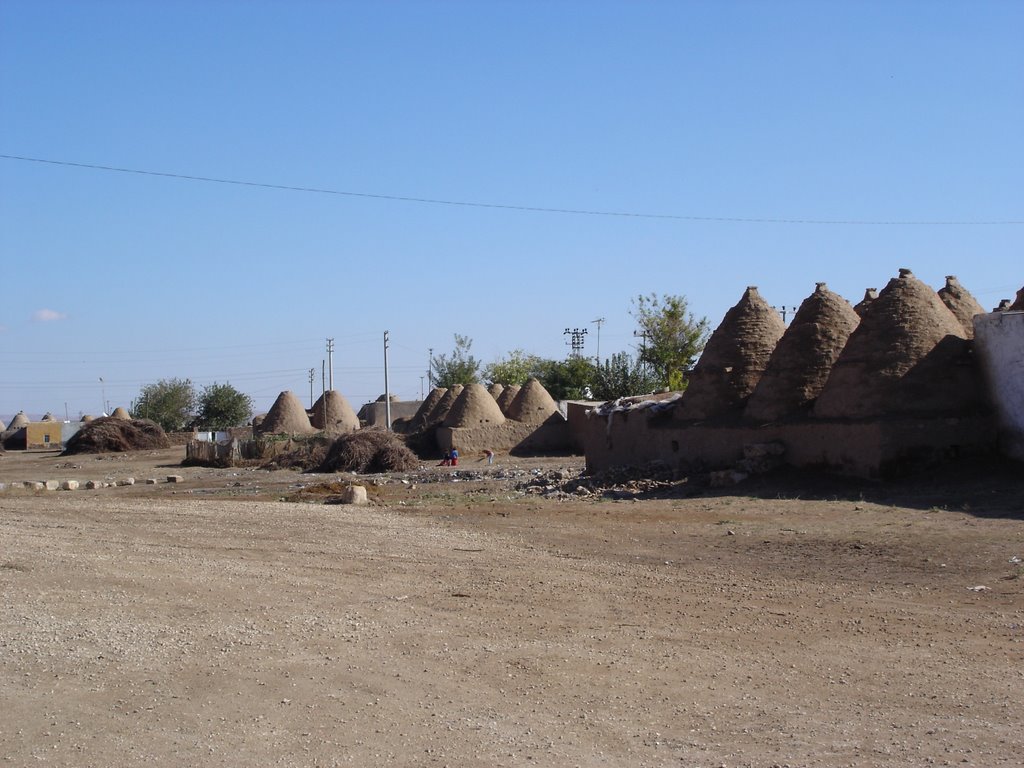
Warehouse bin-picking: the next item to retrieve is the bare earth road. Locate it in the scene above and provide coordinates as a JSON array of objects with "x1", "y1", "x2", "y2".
[{"x1": 1, "y1": 448, "x2": 1022, "y2": 767}]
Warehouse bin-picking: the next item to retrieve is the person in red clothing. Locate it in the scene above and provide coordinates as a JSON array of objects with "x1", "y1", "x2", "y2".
[{"x1": 450, "y1": 447, "x2": 459, "y2": 466}]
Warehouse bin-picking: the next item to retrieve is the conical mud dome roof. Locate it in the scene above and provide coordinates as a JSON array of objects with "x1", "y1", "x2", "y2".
[
  {"x1": 0, "y1": 418, "x2": 6, "y2": 431},
  {"x1": 746, "y1": 283, "x2": 860, "y2": 422},
  {"x1": 310, "y1": 390, "x2": 360, "y2": 434},
  {"x1": 111, "y1": 407, "x2": 131, "y2": 420},
  {"x1": 937, "y1": 275, "x2": 985, "y2": 338},
  {"x1": 677, "y1": 286, "x2": 786, "y2": 420},
  {"x1": 815, "y1": 268, "x2": 980, "y2": 418},
  {"x1": 496, "y1": 385, "x2": 520, "y2": 414},
  {"x1": 854, "y1": 288, "x2": 878, "y2": 317},
  {"x1": 507, "y1": 378, "x2": 559, "y2": 423},
  {"x1": 411, "y1": 387, "x2": 447, "y2": 427},
  {"x1": 41, "y1": 412, "x2": 57, "y2": 422},
  {"x1": 487, "y1": 382, "x2": 504, "y2": 400},
  {"x1": 81, "y1": 415, "x2": 95, "y2": 423},
  {"x1": 442, "y1": 383, "x2": 506, "y2": 428},
  {"x1": 1008, "y1": 286, "x2": 1024, "y2": 312},
  {"x1": 429, "y1": 385, "x2": 463, "y2": 424},
  {"x1": 259, "y1": 391, "x2": 316, "y2": 435},
  {"x1": 9, "y1": 412, "x2": 29, "y2": 429}
]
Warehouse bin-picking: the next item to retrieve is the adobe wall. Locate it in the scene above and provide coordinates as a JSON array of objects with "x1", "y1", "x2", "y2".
[
  {"x1": 974, "y1": 311, "x2": 1024, "y2": 460},
  {"x1": 358, "y1": 401, "x2": 423, "y2": 427},
  {"x1": 26, "y1": 422, "x2": 64, "y2": 451},
  {"x1": 437, "y1": 417, "x2": 573, "y2": 456},
  {"x1": 581, "y1": 407, "x2": 995, "y2": 479},
  {"x1": 565, "y1": 401, "x2": 599, "y2": 451}
]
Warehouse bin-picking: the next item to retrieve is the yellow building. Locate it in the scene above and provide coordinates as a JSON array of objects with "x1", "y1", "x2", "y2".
[{"x1": 25, "y1": 421, "x2": 71, "y2": 451}]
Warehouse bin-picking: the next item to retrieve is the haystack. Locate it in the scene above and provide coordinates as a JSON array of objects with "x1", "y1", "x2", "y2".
[
  {"x1": 319, "y1": 429, "x2": 419, "y2": 473},
  {"x1": 309, "y1": 390, "x2": 360, "y2": 434},
  {"x1": 677, "y1": 286, "x2": 786, "y2": 420},
  {"x1": 63, "y1": 417, "x2": 170, "y2": 454},
  {"x1": 854, "y1": 288, "x2": 878, "y2": 317},
  {"x1": 111, "y1": 406, "x2": 131, "y2": 420},
  {"x1": 258, "y1": 391, "x2": 316, "y2": 435},
  {"x1": 442, "y1": 383, "x2": 506, "y2": 428},
  {"x1": 496, "y1": 385, "x2": 520, "y2": 414},
  {"x1": 488, "y1": 382, "x2": 505, "y2": 400},
  {"x1": 429, "y1": 385, "x2": 463, "y2": 424},
  {"x1": 937, "y1": 275, "x2": 984, "y2": 338},
  {"x1": 8, "y1": 412, "x2": 29, "y2": 429},
  {"x1": 814, "y1": 268, "x2": 979, "y2": 418},
  {"x1": 41, "y1": 412, "x2": 57, "y2": 422},
  {"x1": 746, "y1": 282, "x2": 860, "y2": 422},
  {"x1": 507, "y1": 378, "x2": 559, "y2": 423}
]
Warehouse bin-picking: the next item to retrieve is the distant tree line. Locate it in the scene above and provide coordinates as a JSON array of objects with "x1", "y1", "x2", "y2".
[
  {"x1": 429, "y1": 292, "x2": 709, "y2": 401},
  {"x1": 131, "y1": 379, "x2": 253, "y2": 432}
]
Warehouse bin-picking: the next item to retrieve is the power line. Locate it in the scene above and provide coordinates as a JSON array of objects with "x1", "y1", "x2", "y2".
[{"x1": 2, "y1": 153, "x2": 1020, "y2": 226}]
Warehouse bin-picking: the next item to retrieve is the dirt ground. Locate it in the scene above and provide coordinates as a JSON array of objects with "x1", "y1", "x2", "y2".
[{"x1": 1, "y1": 447, "x2": 1022, "y2": 767}]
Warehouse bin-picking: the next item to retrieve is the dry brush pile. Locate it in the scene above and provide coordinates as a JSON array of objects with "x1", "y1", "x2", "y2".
[
  {"x1": 63, "y1": 417, "x2": 171, "y2": 454},
  {"x1": 261, "y1": 430, "x2": 419, "y2": 474}
]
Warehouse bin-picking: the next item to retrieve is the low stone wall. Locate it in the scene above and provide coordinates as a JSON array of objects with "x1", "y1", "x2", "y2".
[{"x1": 184, "y1": 436, "x2": 300, "y2": 467}]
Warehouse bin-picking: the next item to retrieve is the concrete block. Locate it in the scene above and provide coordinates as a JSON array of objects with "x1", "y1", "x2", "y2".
[
  {"x1": 166, "y1": 475, "x2": 184, "y2": 483},
  {"x1": 145, "y1": 478, "x2": 158, "y2": 485},
  {"x1": 0, "y1": 482, "x2": 6, "y2": 492},
  {"x1": 61, "y1": 480, "x2": 80, "y2": 491},
  {"x1": 27, "y1": 482, "x2": 45, "y2": 490},
  {"x1": 85, "y1": 480, "x2": 101, "y2": 490},
  {"x1": 44, "y1": 480, "x2": 60, "y2": 491},
  {"x1": 117, "y1": 477, "x2": 136, "y2": 487}
]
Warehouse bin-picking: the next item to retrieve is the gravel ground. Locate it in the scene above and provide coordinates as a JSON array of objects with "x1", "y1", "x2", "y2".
[{"x1": 1, "y1": 447, "x2": 1022, "y2": 767}]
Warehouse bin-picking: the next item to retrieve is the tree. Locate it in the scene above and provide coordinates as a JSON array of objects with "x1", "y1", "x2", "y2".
[
  {"x1": 631, "y1": 293, "x2": 710, "y2": 390},
  {"x1": 591, "y1": 352, "x2": 662, "y2": 400},
  {"x1": 534, "y1": 356, "x2": 597, "y2": 401},
  {"x1": 483, "y1": 349, "x2": 544, "y2": 387},
  {"x1": 196, "y1": 382, "x2": 253, "y2": 430},
  {"x1": 430, "y1": 334, "x2": 481, "y2": 388},
  {"x1": 132, "y1": 378, "x2": 196, "y2": 432}
]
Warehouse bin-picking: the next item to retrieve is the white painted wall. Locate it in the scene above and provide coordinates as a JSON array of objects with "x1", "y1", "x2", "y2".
[{"x1": 974, "y1": 311, "x2": 1024, "y2": 461}]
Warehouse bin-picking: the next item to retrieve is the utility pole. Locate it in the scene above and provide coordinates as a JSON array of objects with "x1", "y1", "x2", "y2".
[
  {"x1": 774, "y1": 305, "x2": 798, "y2": 324},
  {"x1": 308, "y1": 368, "x2": 315, "y2": 407},
  {"x1": 419, "y1": 376, "x2": 425, "y2": 400},
  {"x1": 633, "y1": 329, "x2": 650, "y2": 372},
  {"x1": 591, "y1": 317, "x2": 605, "y2": 364},
  {"x1": 383, "y1": 331, "x2": 392, "y2": 431},
  {"x1": 326, "y1": 338, "x2": 335, "y2": 391},
  {"x1": 427, "y1": 347, "x2": 433, "y2": 388},
  {"x1": 99, "y1": 377, "x2": 106, "y2": 416},
  {"x1": 563, "y1": 327, "x2": 588, "y2": 358},
  {"x1": 320, "y1": 360, "x2": 327, "y2": 429}
]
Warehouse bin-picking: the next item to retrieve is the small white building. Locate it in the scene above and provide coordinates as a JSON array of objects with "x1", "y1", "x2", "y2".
[{"x1": 974, "y1": 309, "x2": 1024, "y2": 461}]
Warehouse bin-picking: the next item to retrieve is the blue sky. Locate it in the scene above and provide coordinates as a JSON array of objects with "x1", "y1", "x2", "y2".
[{"x1": 1, "y1": 0, "x2": 1021, "y2": 420}]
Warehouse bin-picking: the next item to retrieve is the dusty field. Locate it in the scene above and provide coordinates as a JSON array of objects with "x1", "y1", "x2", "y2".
[{"x1": 1, "y1": 447, "x2": 1022, "y2": 767}]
